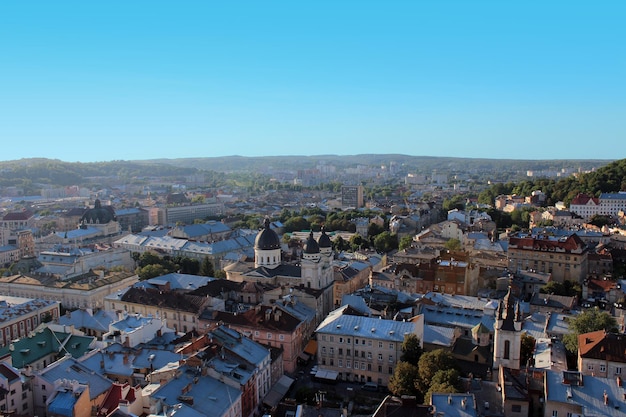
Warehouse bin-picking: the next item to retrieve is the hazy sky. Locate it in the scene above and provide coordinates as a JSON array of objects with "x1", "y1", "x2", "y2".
[{"x1": 1, "y1": 2, "x2": 624, "y2": 163}]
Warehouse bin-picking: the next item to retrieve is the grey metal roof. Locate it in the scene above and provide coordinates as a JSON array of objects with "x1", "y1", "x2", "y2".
[
  {"x1": 38, "y1": 356, "x2": 112, "y2": 399},
  {"x1": 316, "y1": 308, "x2": 419, "y2": 342}
]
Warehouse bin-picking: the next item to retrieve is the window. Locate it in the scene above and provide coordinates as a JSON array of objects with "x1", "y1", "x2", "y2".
[
  {"x1": 347, "y1": 338, "x2": 350, "y2": 344},
  {"x1": 504, "y1": 340, "x2": 510, "y2": 360},
  {"x1": 322, "y1": 335, "x2": 326, "y2": 341},
  {"x1": 600, "y1": 364, "x2": 606, "y2": 372},
  {"x1": 330, "y1": 347, "x2": 334, "y2": 355},
  {"x1": 378, "y1": 341, "x2": 383, "y2": 348},
  {"x1": 322, "y1": 347, "x2": 327, "y2": 354},
  {"x1": 255, "y1": 331, "x2": 260, "y2": 336},
  {"x1": 367, "y1": 352, "x2": 372, "y2": 359},
  {"x1": 330, "y1": 336, "x2": 334, "y2": 342},
  {"x1": 279, "y1": 334, "x2": 284, "y2": 341},
  {"x1": 389, "y1": 367, "x2": 393, "y2": 374},
  {"x1": 617, "y1": 367, "x2": 622, "y2": 375},
  {"x1": 347, "y1": 349, "x2": 351, "y2": 356},
  {"x1": 339, "y1": 348, "x2": 343, "y2": 355},
  {"x1": 346, "y1": 360, "x2": 351, "y2": 368},
  {"x1": 338, "y1": 359, "x2": 343, "y2": 367},
  {"x1": 389, "y1": 355, "x2": 393, "y2": 363},
  {"x1": 389, "y1": 343, "x2": 394, "y2": 349},
  {"x1": 588, "y1": 364, "x2": 593, "y2": 371},
  {"x1": 339, "y1": 337, "x2": 344, "y2": 343},
  {"x1": 362, "y1": 339, "x2": 366, "y2": 345},
  {"x1": 368, "y1": 340, "x2": 372, "y2": 347},
  {"x1": 551, "y1": 410, "x2": 557, "y2": 417},
  {"x1": 378, "y1": 354, "x2": 383, "y2": 361},
  {"x1": 361, "y1": 362, "x2": 366, "y2": 370},
  {"x1": 267, "y1": 333, "x2": 272, "y2": 339}
]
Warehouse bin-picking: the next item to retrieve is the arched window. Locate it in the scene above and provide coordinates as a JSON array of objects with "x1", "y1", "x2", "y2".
[{"x1": 504, "y1": 340, "x2": 510, "y2": 360}]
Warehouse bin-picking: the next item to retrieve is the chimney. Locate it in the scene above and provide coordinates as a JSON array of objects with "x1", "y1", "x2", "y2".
[
  {"x1": 461, "y1": 397, "x2": 467, "y2": 410},
  {"x1": 100, "y1": 360, "x2": 104, "y2": 369},
  {"x1": 123, "y1": 353, "x2": 129, "y2": 364},
  {"x1": 604, "y1": 390, "x2": 609, "y2": 405},
  {"x1": 618, "y1": 376, "x2": 622, "y2": 387}
]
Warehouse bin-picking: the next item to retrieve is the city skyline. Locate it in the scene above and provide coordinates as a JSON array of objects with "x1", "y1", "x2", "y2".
[{"x1": 1, "y1": 1, "x2": 624, "y2": 163}]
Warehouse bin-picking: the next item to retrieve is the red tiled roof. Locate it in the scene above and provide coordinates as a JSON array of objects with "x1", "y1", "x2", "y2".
[
  {"x1": 579, "y1": 330, "x2": 626, "y2": 362},
  {"x1": 2, "y1": 210, "x2": 33, "y2": 221},
  {"x1": 571, "y1": 193, "x2": 599, "y2": 206}
]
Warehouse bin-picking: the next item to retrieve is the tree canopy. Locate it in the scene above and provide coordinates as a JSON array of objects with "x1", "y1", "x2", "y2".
[
  {"x1": 400, "y1": 334, "x2": 423, "y2": 366},
  {"x1": 563, "y1": 308, "x2": 618, "y2": 353}
]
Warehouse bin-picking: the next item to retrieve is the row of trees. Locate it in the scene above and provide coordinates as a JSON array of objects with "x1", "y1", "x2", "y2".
[
  {"x1": 131, "y1": 252, "x2": 224, "y2": 280},
  {"x1": 388, "y1": 335, "x2": 463, "y2": 404}
]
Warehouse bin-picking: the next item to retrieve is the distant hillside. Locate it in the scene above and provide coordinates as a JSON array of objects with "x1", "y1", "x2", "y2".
[
  {"x1": 144, "y1": 154, "x2": 610, "y2": 174},
  {"x1": 0, "y1": 156, "x2": 614, "y2": 192}
]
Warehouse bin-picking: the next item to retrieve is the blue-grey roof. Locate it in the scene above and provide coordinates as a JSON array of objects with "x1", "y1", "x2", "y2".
[
  {"x1": 0, "y1": 245, "x2": 18, "y2": 252},
  {"x1": 48, "y1": 390, "x2": 77, "y2": 416},
  {"x1": 340, "y1": 295, "x2": 371, "y2": 315},
  {"x1": 58, "y1": 309, "x2": 117, "y2": 333},
  {"x1": 546, "y1": 370, "x2": 626, "y2": 416},
  {"x1": 0, "y1": 296, "x2": 58, "y2": 322},
  {"x1": 430, "y1": 393, "x2": 477, "y2": 417},
  {"x1": 39, "y1": 357, "x2": 112, "y2": 399},
  {"x1": 133, "y1": 347, "x2": 182, "y2": 371},
  {"x1": 209, "y1": 326, "x2": 270, "y2": 366},
  {"x1": 144, "y1": 273, "x2": 214, "y2": 291},
  {"x1": 316, "y1": 307, "x2": 419, "y2": 342},
  {"x1": 115, "y1": 208, "x2": 143, "y2": 216},
  {"x1": 175, "y1": 222, "x2": 231, "y2": 238},
  {"x1": 423, "y1": 304, "x2": 495, "y2": 331},
  {"x1": 152, "y1": 366, "x2": 241, "y2": 417},
  {"x1": 424, "y1": 325, "x2": 455, "y2": 347},
  {"x1": 55, "y1": 227, "x2": 101, "y2": 240},
  {"x1": 600, "y1": 192, "x2": 626, "y2": 200}
]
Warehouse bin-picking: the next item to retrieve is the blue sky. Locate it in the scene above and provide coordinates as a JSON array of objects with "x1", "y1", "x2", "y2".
[{"x1": 1, "y1": 1, "x2": 624, "y2": 162}]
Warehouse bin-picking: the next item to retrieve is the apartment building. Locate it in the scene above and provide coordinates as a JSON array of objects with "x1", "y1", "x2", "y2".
[
  {"x1": 507, "y1": 233, "x2": 588, "y2": 283},
  {"x1": 314, "y1": 305, "x2": 423, "y2": 386}
]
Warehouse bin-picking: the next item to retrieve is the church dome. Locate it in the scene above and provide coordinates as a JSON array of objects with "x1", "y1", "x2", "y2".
[
  {"x1": 303, "y1": 231, "x2": 320, "y2": 254},
  {"x1": 255, "y1": 218, "x2": 281, "y2": 250},
  {"x1": 80, "y1": 199, "x2": 116, "y2": 224},
  {"x1": 317, "y1": 226, "x2": 332, "y2": 248}
]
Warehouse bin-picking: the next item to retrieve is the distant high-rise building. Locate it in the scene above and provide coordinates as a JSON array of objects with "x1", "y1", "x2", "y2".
[{"x1": 341, "y1": 185, "x2": 364, "y2": 209}]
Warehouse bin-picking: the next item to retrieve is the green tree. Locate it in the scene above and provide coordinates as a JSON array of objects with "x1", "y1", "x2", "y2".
[
  {"x1": 367, "y1": 222, "x2": 385, "y2": 237},
  {"x1": 399, "y1": 235, "x2": 414, "y2": 251},
  {"x1": 199, "y1": 256, "x2": 215, "y2": 277},
  {"x1": 138, "y1": 252, "x2": 163, "y2": 268},
  {"x1": 540, "y1": 280, "x2": 582, "y2": 298},
  {"x1": 349, "y1": 234, "x2": 369, "y2": 251},
  {"x1": 137, "y1": 264, "x2": 167, "y2": 280},
  {"x1": 520, "y1": 332, "x2": 536, "y2": 367},
  {"x1": 400, "y1": 334, "x2": 423, "y2": 366},
  {"x1": 283, "y1": 216, "x2": 311, "y2": 233},
  {"x1": 424, "y1": 368, "x2": 462, "y2": 404},
  {"x1": 332, "y1": 236, "x2": 350, "y2": 252},
  {"x1": 417, "y1": 349, "x2": 457, "y2": 392},
  {"x1": 444, "y1": 238, "x2": 462, "y2": 251},
  {"x1": 373, "y1": 232, "x2": 398, "y2": 253},
  {"x1": 563, "y1": 308, "x2": 618, "y2": 353},
  {"x1": 388, "y1": 361, "x2": 421, "y2": 398}
]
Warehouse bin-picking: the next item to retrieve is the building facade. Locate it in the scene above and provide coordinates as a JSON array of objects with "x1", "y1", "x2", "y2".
[{"x1": 315, "y1": 306, "x2": 424, "y2": 386}]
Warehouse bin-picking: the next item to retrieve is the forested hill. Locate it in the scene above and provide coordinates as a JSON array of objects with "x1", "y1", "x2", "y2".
[
  {"x1": 0, "y1": 156, "x2": 614, "y2": 195},
  {"x1": 478, "y1": 158, "x2": 626, "y2": 206}
]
